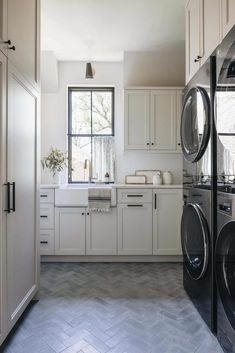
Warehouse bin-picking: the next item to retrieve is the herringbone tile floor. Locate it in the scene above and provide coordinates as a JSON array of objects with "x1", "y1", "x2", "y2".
[{"x1": 2, "y1": 263, "x2": 223, "y2": 353}]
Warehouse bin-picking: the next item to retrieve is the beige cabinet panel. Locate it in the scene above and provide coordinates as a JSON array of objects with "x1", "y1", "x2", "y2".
[
  {"x1": 0, "y1": 0, "x2": 7, "y2": 55},
  {"x1": 153, "y1": 189, "x2": 182, "y2": 255},
  {"x1": 7, "y1": 0, "x2": 40, "y2": 89},
  {"x1": 55, "y1": 208, "x2": 86, "y2": 255},
  {"x1": 124, "y1": 90, "x2": 150, "y2": 149},
  {"x1": 150, "y1": 90, "x2": 177, "y2": 150},
  {"x1": 0, "y1": 51, "x2": 7, "y2": 346},
  {"x1": 118, "y1": 203, "x2": 152, "y2": 255},
  {"x1": 221, "y1": 0, "x2": 235, "y2": 38},
  {"x1": 201, "y1": 0, "x2": 221, "y2": 65},
  {"x1": 86, "y1": 209, "x2": 117, "y2": 255},
  {"x1": 7, "y1": 64, "x2": 39, "y2": 329},
  {"x1": 185, "y1": 0, "x2": 201, "y2": 83}
]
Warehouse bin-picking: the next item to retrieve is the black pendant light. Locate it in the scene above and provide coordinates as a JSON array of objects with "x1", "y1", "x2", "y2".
[{"x1": 85, "y1": 62, "x2": 94, "y2": 79}]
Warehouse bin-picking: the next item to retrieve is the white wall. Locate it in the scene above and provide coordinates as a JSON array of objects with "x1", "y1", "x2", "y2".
[
  {"x1": 124, "y1": 49, "x2": 185, "y2": 86},
  {"x1": 41, "y1": 60, "x2": 183, "y2": 184}
]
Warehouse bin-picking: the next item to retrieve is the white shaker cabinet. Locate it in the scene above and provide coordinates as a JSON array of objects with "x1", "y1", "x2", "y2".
[
  {"x1": 6, "y1": 64, "x2": 39, "y2": 331},
  {"x1": 124, "y1": 88, "x2": 182, "y2": 152},
  {"x1": 153, "y1": 189, "x2": 182, "y2": 255},
  {"x1": 0, "y1": 0, "x2": 7, "y2": 55},
  {"x1": 86, "y1": 209, "x2": 117, "y2": 255},
  {"x1": 124, "y1": 89, "x2": 150, "y2": 150},
  {"x1": 7, "y1": 0, "x2": 40, "y2": 89},
  {"x1": 117, "y1": 203, "x2": 152, "y2": 255},
  {"x1": 185, "y1": 0, "x2": 201, "y2": 83},
  {"x1": 221, "y1": 0, "x2": 235, "y2": 38},
  {"x1": 150, "y1": 90, "x2": 177, "y2": 150},
  {"x1": 55, "y1": 208, "x2": 86, "y2": 255},
  {"x1": 0, "y1": 50, "x2": 7, "y2": 346},
  {"x1": 200, "y1": 0, "x2": 221, "y2": 65}
]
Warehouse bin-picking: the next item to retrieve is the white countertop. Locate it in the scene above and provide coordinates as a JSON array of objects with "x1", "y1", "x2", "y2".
[{"x1": 41, "y1": 183, "x2": 182, "y2": 189}]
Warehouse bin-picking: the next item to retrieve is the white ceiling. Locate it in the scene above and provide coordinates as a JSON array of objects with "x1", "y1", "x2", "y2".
[{"x1": 41, "y1": 0, "x2": 185, "y2": 62}]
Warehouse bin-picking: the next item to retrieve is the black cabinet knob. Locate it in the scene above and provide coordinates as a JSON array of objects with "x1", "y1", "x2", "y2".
[
  {"x1": 4, "y1": 40, "x2": 11, "y2": 45},
  {"x1": 178, "y1": 143, "x2": 181, "y2": 146},
  {"x1": 9, "y1": 45, "x2": 16, "y2": 51},
  {"x1": 146, "y1": 142, "x2": 150, "y2": 146}
]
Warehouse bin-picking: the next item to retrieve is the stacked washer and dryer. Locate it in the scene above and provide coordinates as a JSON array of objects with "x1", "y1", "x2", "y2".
[{"x1": 181, "y1": 26, "x2": 235, "y2": 352}]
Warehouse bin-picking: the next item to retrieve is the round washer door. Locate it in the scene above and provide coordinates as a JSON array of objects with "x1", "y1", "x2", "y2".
[
  {"x1": 181, "y1": 203, "x2": 210, "y2": 280},
  {"x1": 215, "y1": 221, "x2": 235, "y2": 331},
  {"x1": 181, "y1": 87, "x2": 210, "y2": 163}
]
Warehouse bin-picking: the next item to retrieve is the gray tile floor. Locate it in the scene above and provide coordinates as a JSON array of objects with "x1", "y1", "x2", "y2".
[{"x1": 2, "y1": 263, "x2": 223, "y2": 353}]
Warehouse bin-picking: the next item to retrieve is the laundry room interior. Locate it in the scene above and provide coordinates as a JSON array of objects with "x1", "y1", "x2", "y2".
[{"x1": 0, "y1": 0, "x2": 235, "y2": 352}]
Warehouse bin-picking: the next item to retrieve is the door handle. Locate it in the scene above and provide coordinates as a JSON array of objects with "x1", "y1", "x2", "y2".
[
  {"x1": 154, "y1": 194, "x2": 157, "y2": 210},
  {"x1": 4, "y1": 182, "x2": 15, "y2": 213},
  {"x1": 11, "y1": 182, "x2": 15, "y2": 212}
]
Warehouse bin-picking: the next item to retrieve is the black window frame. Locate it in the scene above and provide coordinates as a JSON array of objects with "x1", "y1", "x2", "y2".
[{"x1": 68, "y1": 86, "x2": 115, "y2": 183}]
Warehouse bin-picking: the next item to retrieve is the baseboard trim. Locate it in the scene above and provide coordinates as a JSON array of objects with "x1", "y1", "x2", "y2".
[{"x1": 41, "y1": 255, "x2": 183, "y2": 263}]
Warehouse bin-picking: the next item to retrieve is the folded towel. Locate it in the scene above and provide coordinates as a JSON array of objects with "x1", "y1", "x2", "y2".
[{"x1": 88, "y1": 188, "x2": 111, "y2": 212}]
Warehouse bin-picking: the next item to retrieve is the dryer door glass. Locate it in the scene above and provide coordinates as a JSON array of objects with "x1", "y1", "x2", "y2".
[
  {"x1": 181, "y1": 87, "x2": 210, "y2": 163},
  {"x1": 181, "y1": 203, "x2": 209, "y2": 280},
  {"x1": 215, "y1": 221, "x2": 235, "y2": 330},
  {"x1": 217, "y1": 40, "x2": 235, "y2": 181}
]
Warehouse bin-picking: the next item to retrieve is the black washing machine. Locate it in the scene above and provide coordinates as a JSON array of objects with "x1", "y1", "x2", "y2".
[
  {"x1": 215, "y1": 25, "x2": 235, "y2": 352},
  {"x1": 181, "y1": 54, "x2": 217, "y2": 332},
  {"x1": 215, "y1": 193, "x2": 235, "y2": 353}
]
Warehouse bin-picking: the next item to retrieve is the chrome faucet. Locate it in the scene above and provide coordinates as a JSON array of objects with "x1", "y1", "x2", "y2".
[{"x1": 84, "y1": 159, "x2": 92, "y2": 182}]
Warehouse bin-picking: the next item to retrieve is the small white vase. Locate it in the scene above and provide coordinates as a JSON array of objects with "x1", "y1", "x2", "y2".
[{"x1": 53, "y1": 172, "x2": 61, "y2": 185}]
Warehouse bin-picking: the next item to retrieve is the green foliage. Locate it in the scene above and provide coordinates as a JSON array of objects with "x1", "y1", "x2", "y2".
[{"x1": 41, "y1": 147, "x2": 68, "y2": 176}]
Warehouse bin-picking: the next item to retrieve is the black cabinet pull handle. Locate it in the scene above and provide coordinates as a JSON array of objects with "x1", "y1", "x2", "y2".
[
  {"x1": 154, "y1": 194, "x2": 157, "y2": 210},
  {"x1": 127, "y1": 195, "x2": 143, "y2": 197},
  {"x1": 40, "y1": 215, "x2": 48, "y2": 218},
  {"x1": 40, "y1": 194, "x2": 48, "y2": 198},
  {"x1": 4, "y1": 182, "x2": 10, "y2": 213},
  {"x1": 40, "y1": 241, "x2": 48, "y2": 244},
  {"x1": 4, "y1": 40, "x2": 11, "y2": 45},
  {"x1": 127, "y1": 204, "x2": 143, "y2": 207},
  {"x1": 11, "y1": 182, "x2": 15, "y2": 212},
  {"x1": 9, "y1": 45, "x2": 16, "y2": 51}
]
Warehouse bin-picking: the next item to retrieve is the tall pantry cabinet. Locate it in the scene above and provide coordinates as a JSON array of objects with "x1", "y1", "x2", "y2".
[{"x1": 0, "y1": 0, "x2": 40, "y2": 346}]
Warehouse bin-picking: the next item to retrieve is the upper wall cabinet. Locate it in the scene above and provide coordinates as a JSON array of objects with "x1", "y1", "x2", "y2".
[
  {"x1": 5, "y1": 0, "x2": 40, "y2": 89},
  {"x1": 185, "y1": 0, "x2": 221, "y2": 83},
  {"x1": 185, "y1": 0, "x2": 201, "y2": 83},
  {"x1": 0, "y1": 0, "x2": 7, "y2": 55},
  {"x1": 221, "y1": 0, "x2": 235, "y2": 38},
  {"x1": 124, "y1": 88, "x2": 182, "y2": 152}
]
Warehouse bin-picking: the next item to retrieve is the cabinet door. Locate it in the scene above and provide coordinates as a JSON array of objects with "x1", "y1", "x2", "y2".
[
  {"x1": 124, "y1": 90, "x2": 150, "y2": 150},
  {"x1": 118, "y1": 203, "x2": 152, "y2": 255},
  {"x1": 0, "y1": 51, "x2": 7, "y2": 346},
  {"x1": 7, "y1": 64, "x2": 39, "y2": 330},
  {"x1": 7, "y1": 0, "x2": 40, "y2": 89},
  {"x1": 153, "y1": 189, "x2": 182, "y2": 255},
  {"x1": 86, "y1": 209, "x2": 117, "y2": 255},
  {"x1": 200, "y1": 0, "x2": 221, "y2": 65},
  {"x1": 150, "y1": 90, "x2": 177, "y2": 150},
  {"x1": 55, "y1": 208, "x2": 86, "y2": 255},
  {"x1": 221, "y1": 0, "x2": 235, "y2": 38},
  {"x1": 0, "y1": 0, "x2": 7, "y2": 55},
  {"x1": 176, "y1": 90, "x2": 182, "y2": 151},
  {"x1": 185, "y1": 0, "x2": 201, "y2": 83}
]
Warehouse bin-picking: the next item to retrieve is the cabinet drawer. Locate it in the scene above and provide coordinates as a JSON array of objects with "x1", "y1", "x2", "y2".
[
  {"x1": 117, "y1": 189, "x2": 152, "y2": 203},
  {"x1": 40, "y1": 230, "x2": 54, "y2": 255},
  {"x1": 40, "y1": 204, "x2": 54, "y2": 229},
  {"x1": 40, "y1": 188, "x2": 54, "y2": 204}
]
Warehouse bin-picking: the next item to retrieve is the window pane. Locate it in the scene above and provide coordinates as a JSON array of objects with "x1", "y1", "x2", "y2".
[
  {"x1": 70, "y1": 137, "x2": 91, "y2": 182},
  {"x1": 92, "y1": 91, "x2": 113, "y2": 135},
  {"x1": 92, "y1": 136, "x2": 115, "y2": 182},
  {"x1": 71, "y1": 91, "x2": 91, "y2": 134}
]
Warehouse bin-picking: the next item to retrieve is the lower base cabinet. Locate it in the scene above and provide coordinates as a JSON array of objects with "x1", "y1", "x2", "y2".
[
  {"x1": 153, "y1": 189, "x2": 182, "y2": 255},
  {"x1": 117, "y1": 203, "x2": 152, "y2": 255},
  {"x1": 55, "y1": 208, "x2": 86, "y2": 255},
  {"x1": 86, "y1": 209, "x2": 117, "y2": 255}
]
